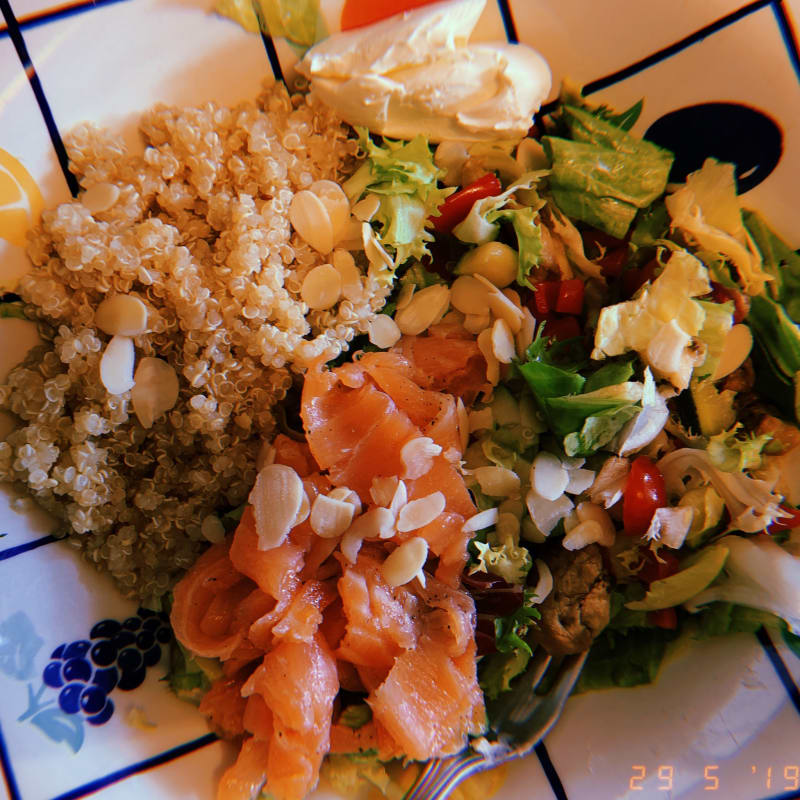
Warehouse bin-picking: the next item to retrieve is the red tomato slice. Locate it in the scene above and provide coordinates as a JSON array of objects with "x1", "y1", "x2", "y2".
[
  {"x1": 623, "y1": 456, "x2": 667, "y2": 536},
  {"x1": 430, "y1": 173, "x2": 503, "y2": 234},
  {"x1": 341, "y1": 0, "x2": 437, "y2": 29}
]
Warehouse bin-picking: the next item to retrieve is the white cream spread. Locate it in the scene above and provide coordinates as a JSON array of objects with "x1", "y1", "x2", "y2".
[{"x1": 296, "y1": 0, "x2": 551, "y2": 142}]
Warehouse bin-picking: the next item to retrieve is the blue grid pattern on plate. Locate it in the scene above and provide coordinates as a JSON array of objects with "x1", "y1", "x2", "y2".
[{"x1": 0, "y1": 0, "x2": 798, "y2": 798}]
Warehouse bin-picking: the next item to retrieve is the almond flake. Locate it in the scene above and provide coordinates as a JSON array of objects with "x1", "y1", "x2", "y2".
[
  {"x1": 368, "y1": 314, "x2": 402, "y2": 349},
  {"x1": 100, "y1": 335, "x2": 135, "y2": 395},
  {"x1": 80, "y1": 182, "x2": 119, "y2": 214},
  {"x1": 394, "y1": 284, "x2": 450, "y2": 336},
  {"x1": 131, "y1": 357, "x2": 179, "y2": 428},
  {"x1": 95, "y1": 294, "x2": 148, "y2": 337},
  {"x1": 462, "y1": 507, "x2": 499, "y2": 533},
  {"x1": 310, "y1": 179, "x2": 349, "y2": 242},
  {"x1": 516, "y1": 307, "x2": 537, "y2": 358},
  {"x1": 249, "y1": 463, "x2": 305, "y2": 550},
  {"x1": 310, "y1": 493, "x2": 356, "y2": 538},
  {"x1": 474, "y1": 274, "x2": 523, "y2": 333},
  {"x1": 562, "y1": 519, "x2": 605, "y2": 551},
  {"x1": 491, "y1": 317, "x2": 516, "y2": 364},
  {"x1": 341, "y1": 506, "x2": 396, "y2": 563},
  {"x1": 396, "y1": 491, "x2": 445, "y2": 532},
  {"x1": 531, "y1": 451, "x2": 569, "y2": 501},
  {"x1": 476, "y1": 328, "x2": 500, "y2": 385},
  {"x1": 328, "y1": 486, "x2": 362, "y2": 515},
  {"x1": 401, "y1": 436, "x2": 442, "y2": 479},
  {"x1": 290, "y1": 190, "x2": 334, "y2": 254},
  {"x1": 301, "y1": 264, "x2": 342, "y2": 310},
  {"x1": 456, "y1": 398, "x2": 469, "y2": 452},
  {"x1": 463, "y1": 311, "x2": 492, "y2": 334},
  {"x1": 450, "y1": 275, "x2": 490, "y2": 315},
  {"x1": 389, "y1": 479, "x2": 409, "y2": 519},
  {"x1": 473, "y1": 465, "x2": 520, "y2": 497},
  {"x1": 370, "y1": 476, "x2": 400, "y2": 507},
  {"x1": 530, "y1": 558, "x2": 553, "y2": 603},
  {"x1": 382, "y1": 536, "x2": 429, "y2": 587}
]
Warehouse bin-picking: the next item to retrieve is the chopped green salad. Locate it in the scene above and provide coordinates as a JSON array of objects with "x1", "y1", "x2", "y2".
[{"x1": 326, "y1": 84, "x2": 800, "y2": 695}]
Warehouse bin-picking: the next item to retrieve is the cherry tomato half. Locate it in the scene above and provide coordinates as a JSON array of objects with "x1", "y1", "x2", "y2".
[{"x1": 622, "y1": 456, "x2": 667, "y2": 536}]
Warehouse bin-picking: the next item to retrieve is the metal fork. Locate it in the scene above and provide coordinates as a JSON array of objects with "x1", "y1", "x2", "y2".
[{"x1": 403, "y1": 648, "x2": 589, "y2": 800}]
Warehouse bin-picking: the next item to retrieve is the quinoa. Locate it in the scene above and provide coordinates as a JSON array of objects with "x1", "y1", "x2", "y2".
[{"x1": 0, "y1": 82, "x2": 389, "y2": 603}]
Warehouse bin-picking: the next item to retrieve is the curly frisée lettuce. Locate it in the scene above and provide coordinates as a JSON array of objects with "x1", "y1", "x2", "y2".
[{"x1": 342, "y1": 130, "x2": 454, "y2": 268}]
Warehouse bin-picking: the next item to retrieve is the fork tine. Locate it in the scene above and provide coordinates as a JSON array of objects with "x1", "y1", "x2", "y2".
[{"x1": 510, "y1": 649, "x2": 589, "y2": 743}]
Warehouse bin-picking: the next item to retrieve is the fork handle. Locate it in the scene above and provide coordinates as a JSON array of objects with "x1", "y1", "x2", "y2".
[{"x1": 404, "y1": 752, "x2": 488, "y2": 800}]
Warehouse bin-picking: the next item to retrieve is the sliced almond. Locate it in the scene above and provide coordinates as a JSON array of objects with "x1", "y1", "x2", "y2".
[
  {"x1": 450, "y1": 275, "x2": 490, "y2": 315},
  {"x1": 462, "y1": 507, "x2": 499, "y2": 533},
  {"x1": 395, "y1": 282, "x2": 416, "y2": 312},
  {"x1": 389, "y1": 479, "x2": 408, "y2": 518},
  {"x1": 257, "y1": 441, "x2": 276, "y2": 471},
  {"x1": 456, "y1": 397, "x2": 469, "y2": 453},
  {"x1": 491, "y1": 317, "x2": 516, "y2": 364},
  {"x1": 562, "y1": 519, "x2": 605, "y2": 551},
  {"x1": 382, "y1": 536, "x2": 429, "y2": 587},
  {"x1": 362, "y1": 222, "x2": 394, "y2": 269},
  {"x1": 95, "y1": 294, "x2": 148, "y2": 337},
  {"x1": 310, "y1": 493, "x2": 355, "y2": 538},
  {"x1": 310, "y1": 179, "x2": 349, "y2": 242},
  {"x1": 340, "y1": 506, "x2": 396, "y2": 563},
  {"x1": 131, "y1": 357, "x2": 179, "y2": 429},
  {"x1": 301, "y1": 263, "x2": 342, "y2": 310},
  {"x1": 525, "y1": 487, "x2": 574, "y2": 536},
  {"x1": 565, "y1": 467, "x2": 596, "y2": 496},
  {"x1": 474, "y1": 274, "x2": 523, "y2": 333},
  {"x1": 401, "y1": 436, "x2": 442, "y2": 480},
  {"x1": 396, "y1": 491, "x2": 445, "y2": 532},
  {"x1": 712, "y1": 323, "x2": 753, "y2": 381},
  {"x1": 352, "y1": 193, "x2": 381, "y2": 222},
  {"x1": 290, "y1": 190, "x2": 334, "y2": 254},
  {"x1": 332, "y1": 249, "x2": 363, "y2": 301},
  {"x1": 368, "y1": 314, "x2": 402, "y2": 349},
  {"x1": 100, "y1": 335, "x2": 135, "y2": 395},
  {"x1": 249, "y1": 463, "x2": 305, "y2": 550},
  {"x1": 473, "y1": 465, "x2": 520, "y2": 497},
  {"x1": 370, "y1": 475, "x2": 401, "y2": 507},
  {"x1": 530, "y1": 558, "x2": 553, "y2": 603},
  {"x1": 531, "y1": 451, "x2": 569, "y2": 501},
  {"x1": 394, "y1": 284, "x2": 450, "y2": 336},
  {"x1": 294, "y1": 489, "x2": 311, "y2": 526},
  {"x1": 575, "y1": 501, "x2": 616, "y2": 545},
  {"x1": 328, "y1": 485, "x2": 362, "y2": 515},
  {"x1": 463, "y1": 311, "x2": 492, "y2": 334},
  {"x1": 476, "y1": 328, "x2": 500, "y2": 385},
  {"x1": 81, "y1": 181, "x2": 120, "y2": 214}
]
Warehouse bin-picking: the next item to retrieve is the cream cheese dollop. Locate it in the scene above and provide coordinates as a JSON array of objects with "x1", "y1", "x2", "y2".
[{"x1": 296, "y1": 0, "x2": 551, "y2": 142}]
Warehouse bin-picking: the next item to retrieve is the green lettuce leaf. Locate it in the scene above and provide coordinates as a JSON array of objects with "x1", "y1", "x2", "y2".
[
  {"x1": 479, "y1": 647, "x2": 531, "y2": 701},
  {"x1": 342, "y1": 131, "x2": 452, "y2": 268},
  {"x1": 543, "y1": 105, "x2": 673, "y2": 238},
  {"x1": 743, "y1": 209, "x2": 800, "y2": 321}
]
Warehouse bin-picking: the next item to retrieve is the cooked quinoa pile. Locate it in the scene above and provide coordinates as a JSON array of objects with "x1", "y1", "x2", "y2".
[{"x1": 0, "y1": 83, "x2": 388, "y2": 602}]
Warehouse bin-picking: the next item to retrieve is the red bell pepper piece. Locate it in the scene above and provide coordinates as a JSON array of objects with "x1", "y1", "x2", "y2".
[
  {"x1": 531, "y1": 281, "x2": 560, "y2": 317},
  {"x1": 430, "y1": 173, "x2": 503, "y2": 234},
  {"x1": 555, "y1": 279, "x2": 584, "y2": 314}
]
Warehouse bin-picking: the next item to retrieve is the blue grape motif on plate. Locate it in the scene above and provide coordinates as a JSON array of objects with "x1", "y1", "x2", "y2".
[{"x1": 41, "y1": 608, "x2": 171, "y2": 727}]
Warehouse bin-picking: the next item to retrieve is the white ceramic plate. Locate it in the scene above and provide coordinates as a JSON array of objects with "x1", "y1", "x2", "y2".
[{"x1": 1, "y1": 2, "x2": 799, "y2": 798}]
